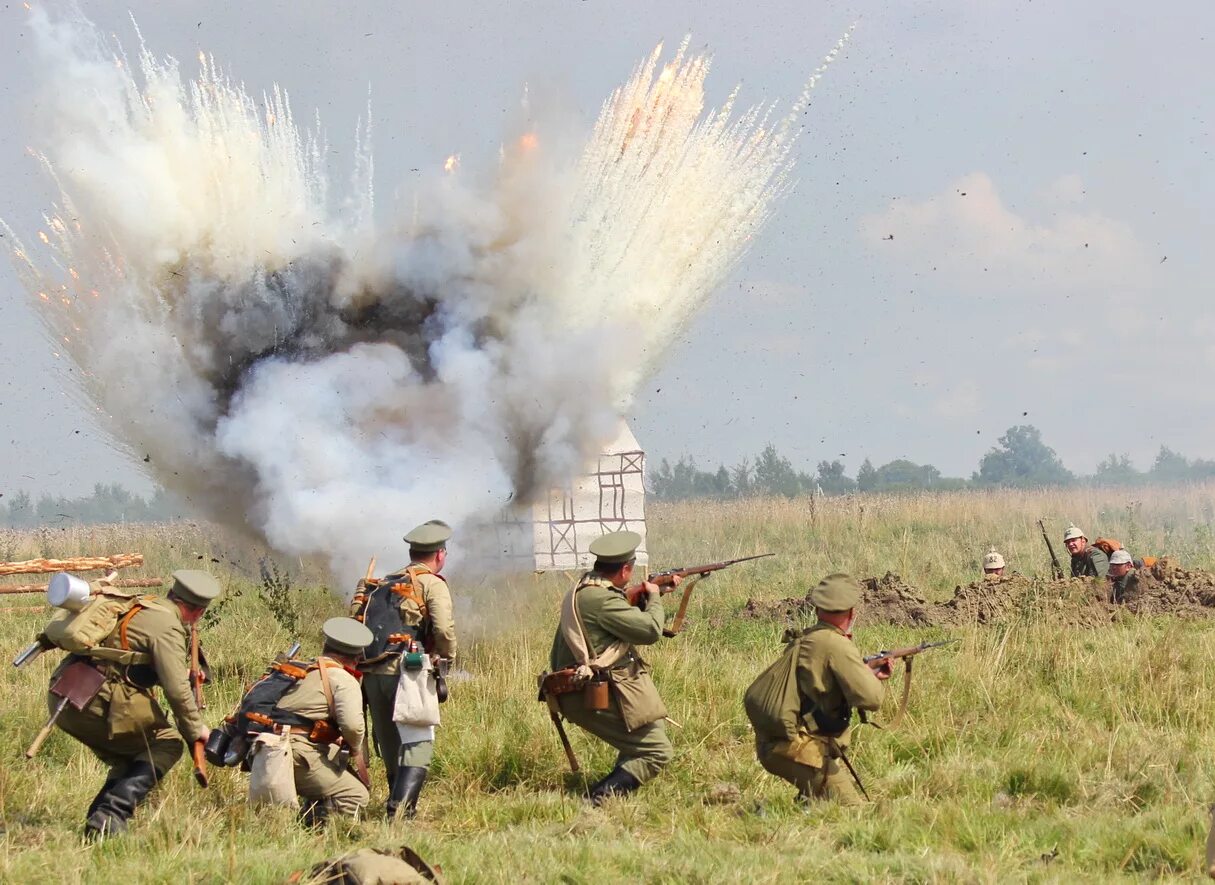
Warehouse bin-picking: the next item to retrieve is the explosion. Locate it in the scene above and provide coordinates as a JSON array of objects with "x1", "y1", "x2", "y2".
[{"x1": 2, "y1": 12, "x2": 850, "y2": 578}]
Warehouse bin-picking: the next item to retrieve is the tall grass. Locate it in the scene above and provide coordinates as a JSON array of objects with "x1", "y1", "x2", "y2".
[{"x1": 1, "y1": 485, "x2": 1213, "y2": 881}]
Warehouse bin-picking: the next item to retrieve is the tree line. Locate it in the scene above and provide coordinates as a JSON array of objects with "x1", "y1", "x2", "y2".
[
  {"x1": 650, "y1": 424, "x2": 1215, "y2": 501},
  {"x1": 0, "y1": 483, "x2": 186, "y2": 528}
]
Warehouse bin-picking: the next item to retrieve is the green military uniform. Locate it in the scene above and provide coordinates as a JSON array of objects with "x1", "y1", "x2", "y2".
[
  {"x1": 752, "y1": 574, "x2": 885, "y2": 805},
  {"x1": 274, "y1": 617, "x2": 372, "y2": 819},
  {"x1": 1071, "y1": 545, "x2": 1110, "y2": 579},
  {"x1": 548, "y1": 531, "x2": 673, "y2": 802},
  {"x1": 354, "y1": 521, "x2": 457, "y2": 817},
  {"x1": 1108, "y1": 568, "x2": 1140, "y2": 603},
  {"x1": 51, "y1": 570, "x2": 219, "y2": 837}
]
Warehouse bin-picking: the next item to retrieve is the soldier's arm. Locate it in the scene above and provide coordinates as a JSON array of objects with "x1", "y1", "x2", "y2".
[
  {"x1": 148, "y1": 618, "x2": 207, "y2": 743},
  {"x1": 828, "y1": 638, "x2": 885, "y2": 712},
  {"x1": 332, "y1": 672, "x2": 366, "y2": 752},
  {"x1": 422, "y1": 577, "x2": 458, "y2": 659},
  {"x1": 596, "y1": 592, "x2": 664, "y2": 646},
  {"x1": 1091, "y1": 548, "x2": 1110, "y2": 578}
]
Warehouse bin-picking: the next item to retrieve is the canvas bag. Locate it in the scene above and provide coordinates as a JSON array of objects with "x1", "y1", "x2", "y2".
[
  {"x1": 393, "y1": 654, "x2": 441, "y2": 728},
  {"x1": 743, "y1": 634, "x2": 804, "y2": 742},
  {"x1": 248, "y1": 731, "x2": 297, "y2": 807},
  {"x1": 43, "y1": 588, "x2": 153, "y2": 665}
]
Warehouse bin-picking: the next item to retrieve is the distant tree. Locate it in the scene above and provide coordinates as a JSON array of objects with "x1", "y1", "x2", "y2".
[
  {"x1": 1150, "y1": 446, "x2": 1192, "y2": 483},
  {"x1": 856, "y1": 458, "x2": 877, "y2": 492},
  {"x1": 6, "y1": 491, "x2": 34, "y2": 527},
  {"x1": 870, "y1": 459, "x2": 943, "y2": 492},
  {"x1": 974, "y1": 425, "x2": 1073, "y2": 487},
  {"x1": 816, "y1": 460, "x2": 857, "y2": 496},
  {"x1": 729, "y1": 460, "x2": 753, "y2": 498},
  {"x1": 754, "y1": 444, "x2": 804, "y2": 497},
  {"x1": 1094, "y1": 453, "x2": 1141, "y2": 486}
]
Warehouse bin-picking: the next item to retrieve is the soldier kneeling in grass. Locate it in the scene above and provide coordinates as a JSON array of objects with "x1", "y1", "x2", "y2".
[{"x1": 745, "y1": 574, "x2": 891, "y2": 805}]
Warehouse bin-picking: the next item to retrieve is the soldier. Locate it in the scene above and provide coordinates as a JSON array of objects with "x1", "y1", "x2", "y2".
[
  {"x1": 1064, "y1": 524, "x2": 1110, "y2": 579},
  {"x1": 549, "y1": 530, "x2": 679, "y2": 804},
  {"x1": 747, "y1": 574, "x2": 891, "y2": 805},
  {"x1": 52, "y1": 569, "x2": 219, "y2": 839},
  {"x1": 273, "y1": 617, "x2": 374, "y2": 822},
  {"x1": 1106, "y1": 549, "x2": 1141, "y2": 603},
  {"x1": 982, "y1": 548, "x2": 1006, "y2": 578},
  {"x1": 352, "y1": 520, "x2": 457, "y2": 819}
]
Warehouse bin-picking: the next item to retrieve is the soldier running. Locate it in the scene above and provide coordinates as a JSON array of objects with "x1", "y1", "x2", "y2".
[{"x1": 51, "y1": 570, "x2": 219, "y2": 839}]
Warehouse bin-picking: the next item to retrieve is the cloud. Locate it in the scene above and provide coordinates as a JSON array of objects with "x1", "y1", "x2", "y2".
[{"x1": 860, "y1": 172, "x2": 1151, "y2": 299}]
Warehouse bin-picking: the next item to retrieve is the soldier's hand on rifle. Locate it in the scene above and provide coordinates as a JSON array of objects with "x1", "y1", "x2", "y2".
[
  {"x1": 198, "y1": 726, "x2": 211, "y2": 743},
  {"x1": 871, "y1": 660, "x2": 894, "y2": 681},
  {"x1": 643, "y1": 581, "x2": 662, "y2": 601}
]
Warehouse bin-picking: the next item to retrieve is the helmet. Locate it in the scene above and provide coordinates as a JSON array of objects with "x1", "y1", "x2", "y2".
[
  {"x1": 1063, "y1": 525, "x2": 1086, "y2": 542},
  {"x1": 982, "y1": 549, "x2": 1005, "y2": 570},
  {"x1": 1108, "y1": 550, "x2": 1133, "y2": 566}
]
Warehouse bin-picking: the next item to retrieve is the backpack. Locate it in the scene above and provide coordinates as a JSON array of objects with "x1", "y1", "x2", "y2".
[
  {"x1": 41, "y1": 588, "x2": 155, "y2": 665},
  {"x1": 233, "y1": 660, "x2": 321, "y2": 734},
  {"x1": 1092, "y1": 538, "x2": 1122, "y2": 557},
  {"x1": 743, "y1": 634, "x2": 804, "y2": 742},
  {"x1": 354, "y1": 568, "x2": 431, "y2": 662}
]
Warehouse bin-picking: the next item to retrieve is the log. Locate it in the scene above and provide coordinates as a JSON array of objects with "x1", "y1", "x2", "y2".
[
  {"x1": 0, "y1": 577, "x2": 163, "y2": 596},
  {"x1": 0, "y1": 554, "x2": 144, "y2": 577}
]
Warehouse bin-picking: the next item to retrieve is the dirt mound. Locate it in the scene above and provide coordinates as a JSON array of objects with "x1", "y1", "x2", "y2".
[
  {"x1": 742, "y1": 571, "x2": 938, "y2": 627},
  {"x1": 741, "y1": 560, "x2": 1215, "y2": 629},
  {"x1": 1117, "y1": 558, "x2": 1215, "y2": 617},
  {"x1": 936, "y1": 575, "x2": 1113, "y2": 627}
]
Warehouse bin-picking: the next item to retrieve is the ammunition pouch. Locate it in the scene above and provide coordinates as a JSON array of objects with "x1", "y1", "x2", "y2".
[
  {"x1": 808, "y1": 704, "x2": 852, "y2": 738},
  {"x1": 538, "y1": 668, "x2": 587, "y2": 699}
]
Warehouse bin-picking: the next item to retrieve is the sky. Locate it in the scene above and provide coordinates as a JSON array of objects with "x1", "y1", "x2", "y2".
[{"x1": 0, "y1": 0, "x2": 1211, "y2": 498}]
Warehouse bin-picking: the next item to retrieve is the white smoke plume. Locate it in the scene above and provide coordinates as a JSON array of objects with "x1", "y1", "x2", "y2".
[{"x1": 3, "y1": 12, "x2": 850, "y2": 580}]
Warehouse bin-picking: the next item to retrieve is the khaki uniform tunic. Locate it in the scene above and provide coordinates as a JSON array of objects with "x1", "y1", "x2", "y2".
[
  {"x1": 1071, "y1": 546, "x2": 1110, "y2": 579},
  {"x1": 1109, "y1": 568, "x2": 1141, "y2": 603},
  {"x1": 354, "y1": 563, "x2": 456, "y2": 779},
  {"x1": 549, "y1": 575, "x2": 673, "y2": 783},
  {"x1": 51, "y1": 596, "x2": 206, "y2": 775},
  {"x1": 754, "y1": 622, "x2": 885, "y2": 805},
  {"x1": 274, "y1": 658, "x2": 368, "y2": 816}
]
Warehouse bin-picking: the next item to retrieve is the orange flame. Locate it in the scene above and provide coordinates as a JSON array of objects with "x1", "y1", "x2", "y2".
[
  {"x1": 37, "y1": 231, "x2": 49, "y2": 244},
  {"x1": 444, "y1": 154, "x2": 460, "y2": 173},
  {"x1": 518, "y1": 132, "x2": 539, "y2": 152}
]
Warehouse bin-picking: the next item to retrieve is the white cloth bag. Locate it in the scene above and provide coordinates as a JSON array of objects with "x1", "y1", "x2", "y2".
[
  {"x1": 392, "y1": 655, "x2": 441, "y2": 728},
  {"x1": 247, "y1": 731, "x2": 298, "y2": 807}
]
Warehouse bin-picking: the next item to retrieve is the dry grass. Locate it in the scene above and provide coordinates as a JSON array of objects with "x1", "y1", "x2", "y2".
[{"x1": 1, "y1": 485, "x2": 1214, "y2": 882}]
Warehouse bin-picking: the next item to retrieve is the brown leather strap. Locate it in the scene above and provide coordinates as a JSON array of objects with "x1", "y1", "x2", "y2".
[
  {"x1": 883, "y1": 658, "x2": 914, "y2": 730},
  {"x1": 316, "y1": 656, "x2": 338, "y2": 726},
  {"x1": 117, "y1": 604, "x2": 145, "y2": 651}
]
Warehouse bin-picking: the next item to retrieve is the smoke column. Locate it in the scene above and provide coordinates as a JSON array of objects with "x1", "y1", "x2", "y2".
[{"x1": 3, "y1": 13, "x2": 849, "y2": 579}]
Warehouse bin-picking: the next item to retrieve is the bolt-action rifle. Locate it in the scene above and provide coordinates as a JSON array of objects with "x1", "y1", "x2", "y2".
[
  {"x1": 861, "y1": 639, "x2": 958, "y2": 730},
  {"x1": 623, "y1": 553, "x2": 775, "y2": 636},
  {"x1": 1038, "y1": 519, "x2": 1065, "y2": 580}
]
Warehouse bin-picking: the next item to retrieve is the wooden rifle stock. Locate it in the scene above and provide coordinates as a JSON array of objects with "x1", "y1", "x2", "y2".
[
  {"x1": 863, "y1": 639, "x2": 958, "y2": 669},
  {"x1": 545, "y1": 694, "x2": 580, "y2": 773},
  {"x1": 192, "y1": 738, "x2": 209, "y2": 787}
]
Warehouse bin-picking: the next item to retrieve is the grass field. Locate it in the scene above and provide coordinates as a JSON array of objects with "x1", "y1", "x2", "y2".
[{"x1": 2, "y1": 484, "x2": 1215, "y2": 882}]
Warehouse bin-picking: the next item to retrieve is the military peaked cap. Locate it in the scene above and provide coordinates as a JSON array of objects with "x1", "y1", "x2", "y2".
[
  {"x1": 1109, "y1": 549, "x2": 1133, "y2": 565},
  {"x1": 590, "y1": 530, "x2": 642, "y2": 565},
  {"x1": 169, "y1": 570, "x2": 222, "y2": 607},
  {"x1": 323, "y1": 617, "x2": 375, "y2": 656},
  {"x1": 404, "y1": 521, "x2": 452, "y2": 552},
  {"x1": 810, "y1": 573, "x2": 862, "y2": 612}
]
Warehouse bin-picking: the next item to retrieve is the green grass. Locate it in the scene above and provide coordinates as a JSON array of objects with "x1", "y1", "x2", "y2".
[{"x1": 2, "y1": 486, "x2": 1215, "y2": 881}]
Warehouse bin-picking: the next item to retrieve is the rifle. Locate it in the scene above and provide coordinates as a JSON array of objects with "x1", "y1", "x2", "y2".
[
  {"x1": 862, "y1": 639, "x2": 957, "y2": 729},
  {"x1": 189, "y1": 624, "x2": 209, "y2": 787},
  {"x1": 1038, "y1": 519, "x2": 1065, "y2": 580},
  {"x1": 623, "y1": 553, "x2": 775, "y2": 636}
]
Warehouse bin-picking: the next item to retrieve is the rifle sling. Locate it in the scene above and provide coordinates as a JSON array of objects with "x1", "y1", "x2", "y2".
[{"x1": 869, "y1": 656, "x2": 914, "y2": 731}]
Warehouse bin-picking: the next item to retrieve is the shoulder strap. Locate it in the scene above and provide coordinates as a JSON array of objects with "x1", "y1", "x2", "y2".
[
  {"x1": 316, "y1": 657, "x2": 338, "y2": 725},
  {"x1": 117, "y1": 599, "x2": 151, "y2": 650}
]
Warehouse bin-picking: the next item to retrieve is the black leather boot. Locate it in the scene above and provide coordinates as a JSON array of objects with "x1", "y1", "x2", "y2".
[
  {"x1": 85, "y1": 773, "x2": 122, "y2": 821},
  {"x1": 85, "y1": 761, "x2": 160, "y2": 840},
  {"x1": 588, "y1": 767, "x2": 641, "y2": 806},
  {"x1": 387, "y1": 766, "x2": 428, "y2": 819},
  {"x1": 299, "y1": 799, "x2": 330, "y2": 829}
]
